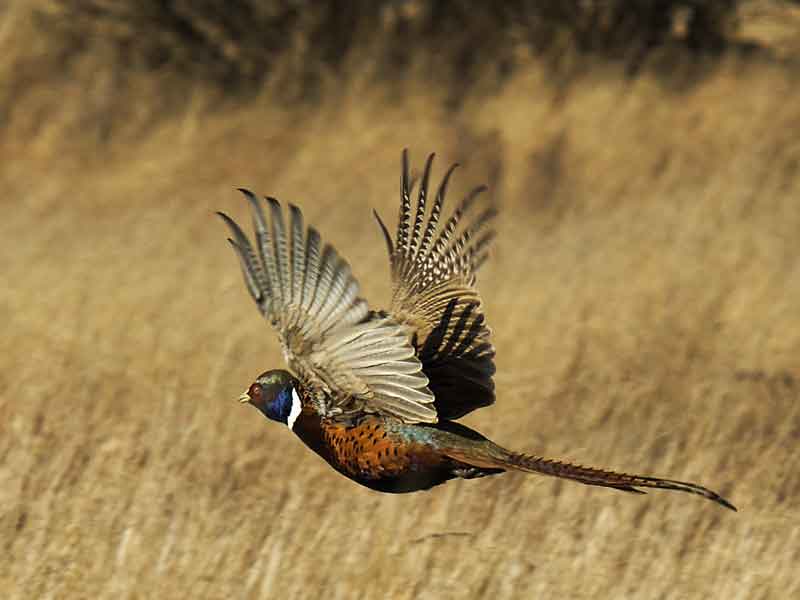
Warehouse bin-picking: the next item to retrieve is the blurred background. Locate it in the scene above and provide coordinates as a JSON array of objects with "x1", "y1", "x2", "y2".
[{"x1": 2, "y1": 1, "x2": 799, "y2": 598}]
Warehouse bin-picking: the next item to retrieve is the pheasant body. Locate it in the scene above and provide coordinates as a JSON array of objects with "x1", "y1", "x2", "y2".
[{"x1": 285, "y1": 384, "x2": 499, "y2": 492}]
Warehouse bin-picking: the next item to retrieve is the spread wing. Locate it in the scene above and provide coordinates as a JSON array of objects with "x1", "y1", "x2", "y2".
[
  {"x1": 218, "y1": 190, "x2": 437, "y2": 424},
  {"x1": 373, "y1": 150, "x2": 497, "y2": 420}
]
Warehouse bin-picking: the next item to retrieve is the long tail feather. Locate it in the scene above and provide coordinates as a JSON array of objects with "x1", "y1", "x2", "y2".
[
  {"x1": 445, "y1": 442, "x2": 736, "y2": 511},
  {"x1": 504, "y1": 453, "x2": 736, "y2": 511}
]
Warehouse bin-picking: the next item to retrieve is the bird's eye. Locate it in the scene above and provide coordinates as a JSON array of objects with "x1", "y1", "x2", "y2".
[{"x1": 248, "y1": 383, "x2": 262, "y2": 400}]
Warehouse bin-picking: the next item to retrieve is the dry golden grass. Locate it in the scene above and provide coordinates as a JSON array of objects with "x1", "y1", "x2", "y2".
[{"x1": 2, "y1": 3, "x2": 800, "y2": 599}]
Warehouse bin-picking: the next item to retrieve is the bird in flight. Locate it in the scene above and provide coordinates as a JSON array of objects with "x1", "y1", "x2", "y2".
[{"x1": 218, "y1": 150, "x2": 735, "y2": 510}]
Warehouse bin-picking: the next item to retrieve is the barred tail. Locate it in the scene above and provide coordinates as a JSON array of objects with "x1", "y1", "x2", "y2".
[
  {"x1": 503, "y1": 452, "x2": 736, "y2": 511},
  {"x1": 443, "y1": 439, "x2": 736, "y2": 511}
]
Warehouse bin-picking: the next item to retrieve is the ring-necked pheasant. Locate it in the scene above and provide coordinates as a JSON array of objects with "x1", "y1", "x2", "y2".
[{"x1": 217, "y1": 150, "x2": 735, "y2": 510}]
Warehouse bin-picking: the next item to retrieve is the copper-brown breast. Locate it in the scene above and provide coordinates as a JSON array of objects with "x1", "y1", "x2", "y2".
[{"x1": 319, "y1": 418, "x2": 442, "y2": 481}]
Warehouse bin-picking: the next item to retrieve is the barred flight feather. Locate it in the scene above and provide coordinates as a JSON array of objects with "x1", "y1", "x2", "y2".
[{"x1": 373, "y1": 150, "x2": 498, "y2": 420}]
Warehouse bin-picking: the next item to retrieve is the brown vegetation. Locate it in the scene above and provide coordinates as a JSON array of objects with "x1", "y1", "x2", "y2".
[{"x1": 2, "y1": 1, "x2": 799, "y2": 598}]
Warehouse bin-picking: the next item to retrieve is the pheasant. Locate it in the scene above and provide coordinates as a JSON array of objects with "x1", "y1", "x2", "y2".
[{"x1": 217, "y1": 150, "x2": 735, "y2": 510}]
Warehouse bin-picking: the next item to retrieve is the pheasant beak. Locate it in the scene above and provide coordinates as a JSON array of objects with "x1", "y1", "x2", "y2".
[{"x1": 239, "y1": 391, "x2": 251, "y2": 404}]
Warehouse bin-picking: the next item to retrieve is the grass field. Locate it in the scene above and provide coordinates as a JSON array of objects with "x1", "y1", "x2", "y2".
[{"x1": 2, "y1": 2, "x2": 799, "y2": 598}]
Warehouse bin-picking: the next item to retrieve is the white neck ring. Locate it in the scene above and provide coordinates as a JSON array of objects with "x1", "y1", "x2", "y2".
[{"x1": 287, "y1": 388, "x2": 302, "y2": 430}]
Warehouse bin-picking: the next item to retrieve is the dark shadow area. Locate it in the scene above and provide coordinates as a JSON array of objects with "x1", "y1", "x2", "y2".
[
  {"x1": 40, "y1": 0, "x2": 746, "y2": 96},
  {"x1": 5, "y1": 0, "x2": 787, "y2": 150}
]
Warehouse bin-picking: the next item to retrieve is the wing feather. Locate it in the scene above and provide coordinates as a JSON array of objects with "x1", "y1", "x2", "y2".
[
  {"x1": 374, "y1": 150, "x2": 498, "y2": 420},
  {"x1": 217, "y1": 211, "x2": 271, "y2": 314},
  {"x1": 219, "y1": 191, "x2": 437, "y2": 423},
  {"x1": 267, "y1": 198, "x2": 290, "y2": 308},
  {"x1": 302, "y1": 228, "x2": 322, "y2": 313},
  {"x1": 225, "y1": 239, "x2": 264, "y2": 308},
  {"x1": 409, "y1": 153, "x2": 434, "y2": 262},
  {"x1": 396, "y1": 150, "x2": 412, "y2": 262},
  {"x1": 419, "y1": 162, "x2": 456, "y2": 261},
  {"x1": 289, "y1": 205, "x2": 305, "y2": 315},
  {"x1": 240, "y1": 189, "x2": 283, "y2": 315}
]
